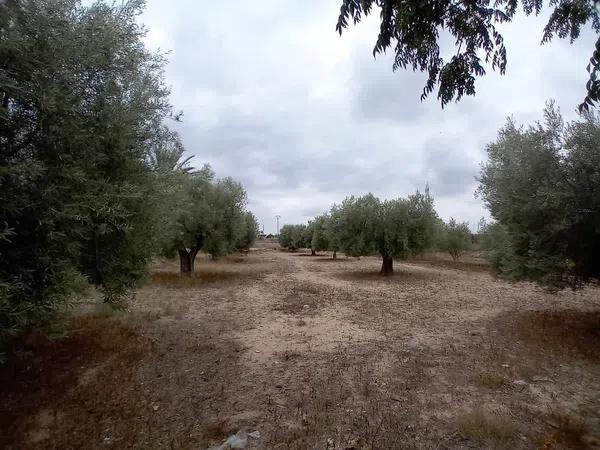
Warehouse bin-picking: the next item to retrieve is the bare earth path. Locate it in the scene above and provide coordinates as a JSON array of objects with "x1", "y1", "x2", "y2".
[{"x1": 2, "y1": 244, "x2": 599, "y2": 449}]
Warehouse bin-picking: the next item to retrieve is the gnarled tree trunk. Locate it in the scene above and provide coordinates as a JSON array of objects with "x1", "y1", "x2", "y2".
[
  {"x1": 332, "y1": 250, "x2": 337, "y2": 260},
  {"x1": 178, "y1": 248, "x2": 200, "y2": 276},
  {"x1": 311, "y1": 248, "x2": 316, "y2": 256},
  {"x1": 380, "y1": 255, "x2": 394, "y2": 276},
  {"x1": 178, "y1": 236, "x2": 203, "y2": 276}
]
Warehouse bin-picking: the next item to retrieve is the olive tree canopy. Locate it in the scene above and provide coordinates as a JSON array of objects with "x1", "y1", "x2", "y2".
[
  {"x1": 477, "y1": 103, "x2": 600, "y2": 288},
  {"x1": 337, "y1": 189, "x2": 437, "y2": 275}
]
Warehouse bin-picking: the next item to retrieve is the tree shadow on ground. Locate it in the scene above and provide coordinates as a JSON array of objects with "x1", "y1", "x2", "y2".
[
  {"x1": 312, "y1": 257, "x2": 353, "y2": 262},
  {"x1": 514, "y1": 309, "x2": 600, "y2": 360},
  {"x1": 406, "y1": 257, "x2": 491, "y2": 273},
  {"x1": 150, "y1": 268, "x2": 262, "y2": 287},
  {"x1": 335, "y1": 267, "x2": 445, "y2": 284},
  {"x1": 0, "y1": 316, "x2": 150, "y2": 449}
]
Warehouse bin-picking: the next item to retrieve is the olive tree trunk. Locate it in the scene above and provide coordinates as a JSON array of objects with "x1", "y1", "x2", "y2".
[
  {"x1": 380, "y1": 255, "x2": 394, "y2": 276},
  {"x1": 311, "y1": 248, "x2": 316, "y2": 256},
  {"x1": 332, "y1": 250, "x2": 337, "y2": 260},
  {"x1": 178, "y1": 247, "x2": 200, "y2": 276}
]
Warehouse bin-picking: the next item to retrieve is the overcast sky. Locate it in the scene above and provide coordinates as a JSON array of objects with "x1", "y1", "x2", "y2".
[{"x1": 140, "y1": 1, "x2": 595, "y2": 234}]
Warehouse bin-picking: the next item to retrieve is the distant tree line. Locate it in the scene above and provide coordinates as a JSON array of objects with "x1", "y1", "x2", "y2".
[
  {"x1": 279, "y1": 187, "x2": 473, "y2": 275},
  {"x1": 0, "y1": 0, "x2": 257, "y2": 354}
]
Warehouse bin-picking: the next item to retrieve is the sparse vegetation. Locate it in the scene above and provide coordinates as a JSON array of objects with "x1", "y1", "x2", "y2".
[
  {"x1": 455, "y1": 407, "x2": 516, "y2": 443},
  {"x1": 1, "y1": 242, "x2": 598, "y2": 449},
  {"x1": 478, "y1": 372, "x2": 507, "y2": 388},
  {"x1": 538, "y1": 413, "x2": 592, "y2": 450}
]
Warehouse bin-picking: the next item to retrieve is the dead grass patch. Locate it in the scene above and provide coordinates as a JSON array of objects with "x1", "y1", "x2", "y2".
[
  {"x1": 0, "y1": 315, "x2": 149, "y2": 448},
  {"x1": 455, "y1": 407, "x2": 516, "y2": 443},
  {"x1": 272, "y1": 283, "x2": 324, "y2": 316},
  {"x1": 537, "y1": 413, "x2": 595, "y2": 450},
  {"x1": 150, "y1": 270, "x2": 238, "y2": 287},
  {"x1": 408, "y1": 252, "x2": 490, "y2": 273},
  {"x1": 478, "y1": 372, "x2": 507, "y2": 388},
  {"x1": 266, "y1": 348, "x2": 431, "y2": 449},
  {"x1": 409, "y1": 258, "x2": 490, "y2": 273},
  {"x1": 277, "y1": 349, "x2": 302, "y2": 361},
  {"x1": 312, "y1": 257, "x2": 352, "y2": 263},
  {"x1": 516, "y1": 310, "x2": 600, "y2": 360},
  {"x1": 202, "y1": 418, "x2": 231, "y2": 442}
]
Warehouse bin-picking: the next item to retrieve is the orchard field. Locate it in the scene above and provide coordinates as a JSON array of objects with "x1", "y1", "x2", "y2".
[{"x1": 2, "y1": 240, "x2": 599, "y2": 450}]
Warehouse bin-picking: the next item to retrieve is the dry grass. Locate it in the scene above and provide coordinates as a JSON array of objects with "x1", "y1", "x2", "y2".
[
  {"x1": 269, "y1": 353, "x2": 411, "y2": 449},
  {"x1": 478, "y1": 372, "x2": 508, "y2": 388},
  {"x1": 408, "y1": 256, "x2": 491, "y2": 273},
  {"x1": 202, "y1": 418, "x2": 231, "y2": 443},
  {"x1": 538, "y1": 413, "x2": 594, "y2": 450},
  {"x1": 0, "y1": 316, "x2": 149, "y2": 449},
  {"x1": 272, "y1": 282, "x2": 324, "y2": 315},
  {"x1": 151, "y1": 270, "x2": 238, "y2": 287},
  {"x1": 455, "y1": 407, "x2": 516, "y2": 443},
  {"x1": 517, "y1": 310, "x2": 600, "y2": 360},
  {"x1": 3, "y1": 250, "x2": 600, "y2": 449}
]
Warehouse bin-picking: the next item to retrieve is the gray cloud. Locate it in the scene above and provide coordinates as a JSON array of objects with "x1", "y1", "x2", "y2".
[
  {"x1": 141, "y1": 1, "x2": 595, "y2": 232},
  {"x1": 421, "y1": 138, "x2": 479, "y2": 197}
]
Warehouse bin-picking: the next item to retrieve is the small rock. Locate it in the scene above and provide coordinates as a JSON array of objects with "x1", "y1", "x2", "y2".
[
  {"x1": 513, "y1": 380, "x2": 527, "y2": 386},
  {"x1": 501, "y1": 364, "x2": 510, "y2": 368},
  {"x1": 248, "y1": 431, "x2": 260, "y2": 439},
  {"x1": 152, "y1": 405, "x2": 159, "y2": 411},
  {"x1": 207, "y1": 431, "x2": 248, "y2": 450},
  {"x1": 303, "y1": 304, "x2": 309, "y2": 308},
  {"x1": 102, "y1": 431, "x2": 112, "y2": 444}
]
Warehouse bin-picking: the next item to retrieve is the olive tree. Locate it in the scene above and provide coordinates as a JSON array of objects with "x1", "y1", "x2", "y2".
[
  {"x1": 236, "y1": 212, "x2": 259, "y2": 254},
  {"x1": 477, "y1": 103, "x2": 600, "y2": 288},
  {"x1": 311, "y1": 215, "x2": 330, "y2": 256},
  {"x1": 337, "y1": 189, "x2": 437, "y2": 275},
  {"x1": 1, "y1": 0, "x2": 178, "y2": 349},
  {"x1": 303, "y1": 221, "x2": 317, "y2": 255},
  {"x1": 324, "y1": 206, "x2": 343, "y2": 260},
  {"x1": 478, "y1": 221, "x2": 512, "y2": 274},
  {"x1": 159, "y1": 166, "x2": 248, "y2": 275},
  {"x1": 439, "y1": 219, "x2": 472, "y2": 261},
  {"x1": 279, "y1": 224, "x2": 307, "y2": 251}
]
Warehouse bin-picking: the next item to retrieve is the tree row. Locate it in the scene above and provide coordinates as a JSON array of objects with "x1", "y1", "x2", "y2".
[
  {"x1": 0, "y1": 1, "x2": 258, "y2": 353},
  {"x1": 280, "y1": 188, "x2": 473, "y2": 275}
]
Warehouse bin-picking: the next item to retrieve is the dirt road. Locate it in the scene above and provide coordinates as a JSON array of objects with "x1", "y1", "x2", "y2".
[{"x1": 2, "y1": 246, "x2": 599, "y2": 449}]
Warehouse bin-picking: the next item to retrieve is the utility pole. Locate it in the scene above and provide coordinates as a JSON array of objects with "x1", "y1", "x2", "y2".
[{"x1": 275, "y1": 215, "x2": 281, "y2": 235}]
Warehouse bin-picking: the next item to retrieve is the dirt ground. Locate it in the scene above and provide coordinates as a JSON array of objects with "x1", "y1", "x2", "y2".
[{"x1": 2, "y1": 241, "x2": 600, "y2": 449}]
